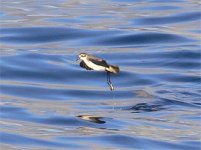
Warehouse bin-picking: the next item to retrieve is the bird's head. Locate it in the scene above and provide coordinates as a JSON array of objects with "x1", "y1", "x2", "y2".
[{"x1": 77, "y1": 53, "x2": 88, "y2": 61}]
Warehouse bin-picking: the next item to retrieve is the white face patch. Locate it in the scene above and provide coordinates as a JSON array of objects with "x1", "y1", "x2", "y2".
[{"x1": 79, "y1": 56, "x2": 87, "y2": 61}]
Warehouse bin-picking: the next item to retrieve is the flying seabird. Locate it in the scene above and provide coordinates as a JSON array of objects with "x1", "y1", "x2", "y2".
[{"x1": 77, "y1": 53, "x2": 119, "y2": 90}]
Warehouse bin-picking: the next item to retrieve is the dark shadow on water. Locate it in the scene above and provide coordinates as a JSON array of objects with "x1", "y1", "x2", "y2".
[
  {"x1": 93, "y1": 32, "x2": 193, "y2": 46},
  {"x1": 59, "y1": 134, "x2": 201, "y2": 150},
  {"x1": 0, "y1": 84, "x2": 134, "y2": 100},
  {"x1": 0, "y1": 27, "x2": 118, "y2": 44},
  {"x1": 0, "y1": 132, "x2": 80, "y2": 148},
  {"x1": 0, "y1": 27, "x2": 195, "y2": 46},
  {"x1": 123, "y1": 96, "x2": 201, "y2": 113},
  {"x1": 133, "y1": 11, "x2": 201, "y2": 26},
  {"x1": 123, "y1": 103, "x2": 165, "y2": 113}
]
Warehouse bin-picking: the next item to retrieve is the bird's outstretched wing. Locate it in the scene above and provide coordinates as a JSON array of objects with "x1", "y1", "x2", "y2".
[
  {"x1": 80, "y1": 61, "x2": 92, "y2": 70},
  {"x1": 88, "y1": 57, "x2": 109, "y2": 68}
]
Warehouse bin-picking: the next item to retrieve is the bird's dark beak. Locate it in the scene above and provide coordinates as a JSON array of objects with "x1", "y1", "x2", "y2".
[{"x1": 76, "y1": 57, "x2": 80, "y2": 61}]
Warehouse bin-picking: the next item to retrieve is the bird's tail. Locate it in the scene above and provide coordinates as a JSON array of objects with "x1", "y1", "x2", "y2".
[{"x1": 106, "y1": 65, "x2": 120, "y2": 74}]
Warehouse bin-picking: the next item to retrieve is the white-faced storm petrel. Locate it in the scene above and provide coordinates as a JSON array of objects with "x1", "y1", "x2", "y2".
[{"x1": 77, "y1": 53, "x2": 119, "y2": 90}]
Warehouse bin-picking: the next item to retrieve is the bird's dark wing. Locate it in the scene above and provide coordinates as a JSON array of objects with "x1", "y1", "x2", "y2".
[
  {"x1": 88, "y1": 58, "x2": 109, "y2": 67},
  {"x1": 80, "y1": 61, "x2": 92, "y2": 70}
]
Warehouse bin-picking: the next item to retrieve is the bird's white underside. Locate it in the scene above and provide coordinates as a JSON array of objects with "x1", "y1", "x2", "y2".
[{"x1": 84, "y1": 59, "x2": 106, "y2": 71}]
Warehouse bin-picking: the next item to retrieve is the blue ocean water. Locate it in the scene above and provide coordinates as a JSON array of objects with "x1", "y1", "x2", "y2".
[{"x1": 0, "y1": 0, "x2": 201, "y2": 149}]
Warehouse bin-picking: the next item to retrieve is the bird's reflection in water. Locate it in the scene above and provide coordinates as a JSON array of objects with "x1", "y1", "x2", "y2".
[
  {"x1": 77, "y1": 115, "x2": 106, "y2": 124},
  {"x1": 124, "y1": 103, "x2": 164, "y2": 113}
]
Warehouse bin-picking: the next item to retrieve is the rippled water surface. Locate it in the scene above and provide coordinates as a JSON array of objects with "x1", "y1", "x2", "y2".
[{"x1": 0, "y1": 0, "x2": 201, "y2": 149}]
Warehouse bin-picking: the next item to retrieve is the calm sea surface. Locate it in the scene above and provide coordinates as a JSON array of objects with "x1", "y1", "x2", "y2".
[{"x1": 0, "y1": 0, "x2": 201, "y2": 150}]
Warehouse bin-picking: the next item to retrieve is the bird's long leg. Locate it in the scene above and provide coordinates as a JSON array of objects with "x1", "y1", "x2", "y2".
[
  {"x1": 107, "y1": 71, "x2": 110, "y2": 85},
  {"x1": 107, "y1": 72, "x2": 114, "y2": 91},
  {"x1": 108, "y1": 72, "x2": 111, "y2": 83},
  {"x1": 107, "y1": 71, "x2": 109, "y2": 83}
]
